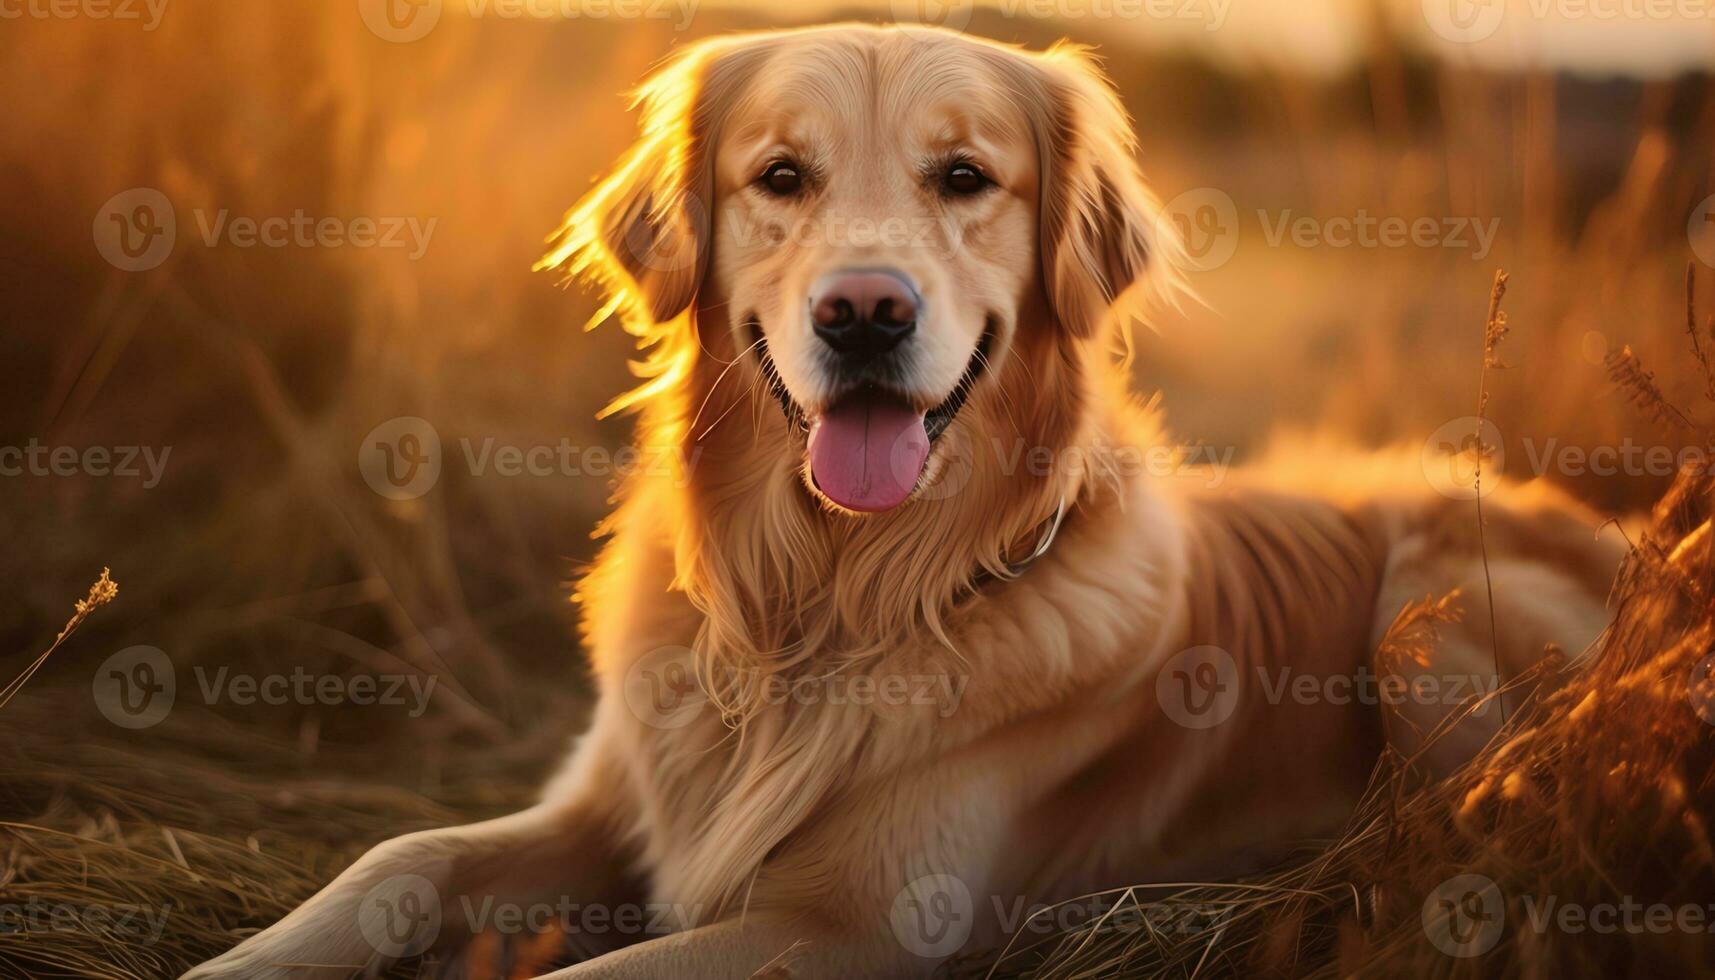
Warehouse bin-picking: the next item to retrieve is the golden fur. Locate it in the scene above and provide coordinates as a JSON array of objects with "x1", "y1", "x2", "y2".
[{"x1": 187, "y1": 25, "x2": 1625, "y2": 980}]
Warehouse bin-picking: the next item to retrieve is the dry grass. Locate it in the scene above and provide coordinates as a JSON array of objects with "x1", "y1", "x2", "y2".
[
  {"x1": 1, "y1": 569, "x2": 116, "y2": 712},
  {"x1": 0, "y1": 694, "x2": 549, "y2": 979}
]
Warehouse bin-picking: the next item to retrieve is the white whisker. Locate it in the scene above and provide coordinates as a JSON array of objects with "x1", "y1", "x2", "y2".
[{"x1": 688, "y1": 332, "x2": 766, "y2": 435}]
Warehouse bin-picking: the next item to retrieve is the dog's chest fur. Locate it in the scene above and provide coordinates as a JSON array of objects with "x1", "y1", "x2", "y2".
[{"x1": 579, "y1": 479, "x2": 1393, "y2": 928}]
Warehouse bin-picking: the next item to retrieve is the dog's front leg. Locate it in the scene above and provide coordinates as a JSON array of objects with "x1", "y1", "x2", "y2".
[
  {"x1": 531, "y1": 915, "x2": 924, "y2": 980},
  {"x1": 183, "y1": 755, "x2": 640, "y2": 979}
]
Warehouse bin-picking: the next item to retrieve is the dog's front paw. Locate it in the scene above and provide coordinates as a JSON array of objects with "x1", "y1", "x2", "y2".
[
  {"x1": 183, "y1": 925, "x2": 580, "y2": 980},
  {"x1": 180, "y1": 945, "x2": 314, "y2": 980},
  {"x1": 177, "y1": 917, "x2": 382, "y2": 979}
]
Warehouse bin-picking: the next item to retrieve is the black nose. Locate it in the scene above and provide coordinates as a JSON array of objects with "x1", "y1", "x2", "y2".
[{"x1": 809, "y1": 268, "x2": 919, "y2": 358}]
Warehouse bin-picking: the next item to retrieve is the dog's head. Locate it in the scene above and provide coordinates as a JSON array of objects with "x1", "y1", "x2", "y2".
[{"x1": 547, "y1": 25, "x2": 1183, "y2": 516}]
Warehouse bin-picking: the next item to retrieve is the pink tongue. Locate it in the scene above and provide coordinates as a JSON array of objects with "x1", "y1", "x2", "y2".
[{"x1": 807, "y1": 391, "x2": 930, "y2": 513}]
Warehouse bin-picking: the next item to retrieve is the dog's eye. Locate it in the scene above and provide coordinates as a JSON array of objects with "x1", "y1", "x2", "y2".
[
  {"x1": 758, "y1": 161, "x2": 804, "y2": 197},
  {"x1": 942, "y1": 163, "x2": 991, "y2": 197}
]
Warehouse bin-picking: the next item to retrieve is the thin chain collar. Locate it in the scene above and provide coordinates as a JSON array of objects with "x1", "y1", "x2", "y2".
[{"x1": 973, "y1": 494, "x2": 1070, "y2": 589}]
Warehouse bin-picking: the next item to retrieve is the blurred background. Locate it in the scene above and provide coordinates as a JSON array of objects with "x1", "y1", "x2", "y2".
[{"x1": 2, "y1": 0, "x2": 1713, "y2": 974}]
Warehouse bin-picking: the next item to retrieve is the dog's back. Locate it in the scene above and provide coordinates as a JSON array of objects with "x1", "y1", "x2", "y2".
[{"x1": 1175, "y1": 448, "x2": 1627, "y2": 775}]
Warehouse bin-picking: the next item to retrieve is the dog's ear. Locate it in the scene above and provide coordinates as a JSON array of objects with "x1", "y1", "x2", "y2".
[
  {"x1": 540, "y1": 39, "x2": 753, "y2": 325},
  {"x1": 1026, "y1": 45, "x2": 1188, "y2": 340}
]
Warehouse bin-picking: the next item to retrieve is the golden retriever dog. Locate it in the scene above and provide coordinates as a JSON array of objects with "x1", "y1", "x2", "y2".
[{"x1": 188, "y1": 24, "x2": 1626, "y2": 980}]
